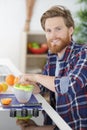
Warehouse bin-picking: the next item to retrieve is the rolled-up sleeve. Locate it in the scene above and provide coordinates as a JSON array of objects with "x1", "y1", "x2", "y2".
[{"x1": 54, "y1": 76, "x2": 69, "y2": 94}]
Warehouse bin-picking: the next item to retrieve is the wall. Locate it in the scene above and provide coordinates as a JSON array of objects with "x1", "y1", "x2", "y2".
[
  {"x1": 0, "y1": 0, "x2": 80, "y2": 71},
  {"x1": 0, "y1": 0, "x2": 25, "y2": 70}
]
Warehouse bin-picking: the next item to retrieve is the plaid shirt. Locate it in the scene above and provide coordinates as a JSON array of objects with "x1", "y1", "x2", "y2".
[{"x1": 42, "y1": 41, "x2": 87, "y2": 130}]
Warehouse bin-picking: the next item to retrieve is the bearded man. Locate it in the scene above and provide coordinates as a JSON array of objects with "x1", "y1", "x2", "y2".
[{"x1": 17, "y1": 5, "x2": 87, "y2": 130}]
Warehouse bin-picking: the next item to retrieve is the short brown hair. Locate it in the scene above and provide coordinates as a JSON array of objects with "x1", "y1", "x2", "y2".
[{"x1": 40, "y1": 5, "x2": 75, "y2": 30}]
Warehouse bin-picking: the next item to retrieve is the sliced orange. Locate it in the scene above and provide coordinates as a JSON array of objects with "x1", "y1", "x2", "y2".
[
  {"x1": 5, "y1": 74, "x2": 15, "y2": 86},
  {"x1": 1, "y1": 98, "x2": 12, "y2": 105}
]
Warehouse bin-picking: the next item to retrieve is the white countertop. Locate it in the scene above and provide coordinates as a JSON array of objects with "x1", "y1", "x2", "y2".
[{"x1": 0, "y1": 58, "x2": 72, "y2": 130}]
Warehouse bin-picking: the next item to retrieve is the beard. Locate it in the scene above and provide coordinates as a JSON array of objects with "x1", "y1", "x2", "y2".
[{"x1": 47, "y1": 35, "x2": 71, "y2": 54}]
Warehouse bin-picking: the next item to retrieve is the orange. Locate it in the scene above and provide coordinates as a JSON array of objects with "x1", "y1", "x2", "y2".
[
  {"x1": 5, "y1": 74, "x2": 15, "y2": 86},
  {"x1": 1, "y1": 82, "x2": 8, "y2": 92},
  {"x1": 14, "y1": 77, "x2": 19, "y2": 84},
  {"x1": 0, "y1": 84, "x2": 3, "y2": 92},
  {"x1": 1, "y1": 98, "x2": 12, "y2": 105}
]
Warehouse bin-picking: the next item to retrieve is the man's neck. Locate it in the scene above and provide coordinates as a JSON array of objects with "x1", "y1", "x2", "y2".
[{"x1": 57, "y1": 47, "x2": 67, "y2": 59}]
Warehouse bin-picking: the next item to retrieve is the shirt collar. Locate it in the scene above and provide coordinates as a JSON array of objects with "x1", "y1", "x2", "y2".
[{"x1": 58, "y1": 40, "x2": 75, "y2": 62}]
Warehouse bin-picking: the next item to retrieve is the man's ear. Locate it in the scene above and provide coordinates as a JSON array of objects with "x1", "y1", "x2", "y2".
[{"x1": 69, "y1": 27, "x2": 74, "y2": 36}]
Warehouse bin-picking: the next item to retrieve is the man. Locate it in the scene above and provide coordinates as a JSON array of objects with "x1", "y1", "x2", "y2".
[{"x1": 17, "y1": 5, "x2": 87, "y2": 130}]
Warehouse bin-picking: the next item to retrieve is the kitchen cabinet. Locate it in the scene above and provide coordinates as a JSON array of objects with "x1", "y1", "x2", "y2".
[{"x1": 20, "y1": 31, "x2": 47, "y2": 73}]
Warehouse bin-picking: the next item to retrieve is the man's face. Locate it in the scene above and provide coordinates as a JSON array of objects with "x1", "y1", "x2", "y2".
[{"x1": 45, "y1": 17, "x2": 73, "y2": 54}]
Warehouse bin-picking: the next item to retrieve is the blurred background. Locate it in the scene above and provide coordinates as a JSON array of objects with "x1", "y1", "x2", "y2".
[{"x1": 0, "y1": 0, "x2": 86, "y2": 71}]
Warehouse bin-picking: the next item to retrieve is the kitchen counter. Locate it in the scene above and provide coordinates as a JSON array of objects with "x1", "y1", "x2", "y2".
[{"x1": 0, "y1": 58, "x2": 72, "y2": 130}]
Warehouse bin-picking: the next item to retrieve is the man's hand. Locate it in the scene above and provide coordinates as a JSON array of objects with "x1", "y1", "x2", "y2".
[
  {"x1": 18, "y1": 74, "x2": 40, "y2": 94},
  {"x1": 16, "y1": 119, "x2": 38, "y2": 130},
  {"x1": 16, "y1": 119, "x2": 55, "y2": 130},
  {"x1": 18, "y1": 74, "x2": 35, "y2": 85}
]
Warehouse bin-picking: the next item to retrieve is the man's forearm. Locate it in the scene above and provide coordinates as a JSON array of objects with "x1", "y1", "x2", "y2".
[{"x1": 28, "y1": 74, "x2": 55, "y2": 92}]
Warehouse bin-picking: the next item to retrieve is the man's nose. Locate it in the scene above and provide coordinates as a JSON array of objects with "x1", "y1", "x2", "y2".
[{"x1": 50, "y1": 31, "x2": 58, "y2": 39}]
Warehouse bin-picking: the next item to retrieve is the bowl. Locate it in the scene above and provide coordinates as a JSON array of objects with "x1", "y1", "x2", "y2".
[
  {"x1": 13, "y1": 84, "x2": 34, "y2": 103},
  {"x1": 28, "y1": 47, "x2": 48, "y2": 54}
]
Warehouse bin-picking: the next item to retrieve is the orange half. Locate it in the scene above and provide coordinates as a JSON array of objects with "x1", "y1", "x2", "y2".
[{"x1": 1, "y1": 98, "x2": 12, "y2": 105}]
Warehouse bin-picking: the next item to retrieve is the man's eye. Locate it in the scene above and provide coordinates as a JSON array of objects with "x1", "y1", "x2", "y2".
[
  {"x1": 46, "y1": 29, "x2": 51, "y2": 33},
  {"x1": 56, "y1": 28, "x2": 61, "y2": 31}
]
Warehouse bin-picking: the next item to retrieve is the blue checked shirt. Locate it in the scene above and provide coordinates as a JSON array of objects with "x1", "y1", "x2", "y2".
[{"x1": 42, "y1": 41, "x2": 87, "y2": 130}]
